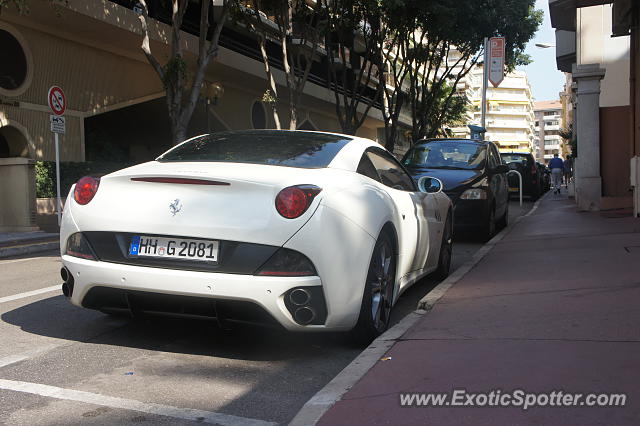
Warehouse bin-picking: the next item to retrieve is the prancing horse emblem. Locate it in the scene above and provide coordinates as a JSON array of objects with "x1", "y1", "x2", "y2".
[{"x1": 169, "y1": 199, "x2": 182, "y2": 216}]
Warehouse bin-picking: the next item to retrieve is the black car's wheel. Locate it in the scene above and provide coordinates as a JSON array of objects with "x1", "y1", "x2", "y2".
[
  {"x1": 431, "y1": 213, "x2": 453, "y2": 281},
  {"x1": 531, "y1": 183, "x2": 541, "y2": 200},
  {"x1": 497, "y1": 200, "x2": 509, "y2": 230},
  {"x1": 481, "y1": 205, "x2": 496, "y2": 242},
  {"x1": 352, "y1": 231, "x2": 396, "y2": 346}
]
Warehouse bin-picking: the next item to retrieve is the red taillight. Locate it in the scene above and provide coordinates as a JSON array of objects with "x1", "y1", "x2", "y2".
[
  {"x1": 74, "y1": 176, "x2": 100, "y2": 205},
  {"x1": 275, "y1": 185, "x2": 322, "y2": 219}
]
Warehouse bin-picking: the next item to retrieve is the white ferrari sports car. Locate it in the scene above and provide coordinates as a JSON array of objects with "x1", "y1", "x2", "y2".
[{"x1": 60, "y1": 130, "x2": 452, "y2": 342}]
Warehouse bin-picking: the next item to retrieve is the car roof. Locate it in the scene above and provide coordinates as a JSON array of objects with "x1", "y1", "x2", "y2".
[
  {"x1": 415, "y1": 138, "x2": 491, "y2": 146},
  {"x1": 500, "y1": 151, "x2": 533, "y2": 155}
]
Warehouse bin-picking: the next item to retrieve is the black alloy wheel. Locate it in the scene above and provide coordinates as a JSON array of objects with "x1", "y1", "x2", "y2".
[
  {"x1": 497, "y1": 200, "x2": 509, "y2": 230},
  {"x1": 352, "y1": 231, "x2": 396, "y2": 345},
  {"x1": 481, "y1": 205, "x2": 496, "y2": 242},
  {"x1": 431, "y1": 213, "x2": 453, "y2": 281}
]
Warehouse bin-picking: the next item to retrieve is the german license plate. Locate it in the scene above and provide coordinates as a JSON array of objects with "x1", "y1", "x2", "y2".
[{"x1": 129, "y1": 236, "x2": 219, "y2": 262}]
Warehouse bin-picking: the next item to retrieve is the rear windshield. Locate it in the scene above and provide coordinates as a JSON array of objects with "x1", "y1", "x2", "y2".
[
  {"x1": 500, "y1": 154, "x2": 531, "y2": 166},
  {"x1": 402, "y1": 141, "x2": 486, "y2": 170},
  {"x1": 157, "y1": 131, "x2": 352, "y2": 168}
]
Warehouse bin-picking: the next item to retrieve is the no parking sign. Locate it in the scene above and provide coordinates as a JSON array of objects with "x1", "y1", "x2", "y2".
[
  {"x1": 47, "y1": 85, "x2": 66, "y2": 226},
  {"x1": 48, "y1": 86, "x2": 66, "y2": 116}
]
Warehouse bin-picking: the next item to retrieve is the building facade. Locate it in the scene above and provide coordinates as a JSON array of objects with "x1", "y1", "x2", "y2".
[
  {"x1": 533, "y1": 100, "x2": 565, "y2": 163},
  {"x1": 453, "y1": 66, "x2": 535, "y2": 153},
  {"x1": 0, "y1": 0, "x2": 389, "y2": 230},
  {"x1": 550, "y1": 0, "x2": 638, "y2": 212}
]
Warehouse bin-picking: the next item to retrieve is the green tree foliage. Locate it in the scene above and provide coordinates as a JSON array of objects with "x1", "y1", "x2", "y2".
[
  {"x1": 320, "y1": 0, "x2": 386, "y2": 135},
  {"x1": 237, "y1": 0, "x2": 326, "y2": 130},
  {"x1": 136, "y1": 0, "x2": 233, "y2": 145},
  {"x1": 405, "y1": 0, "x2": 542, "y2": 143},
  {"x1": 35, "y1": 161, "x2": 55, "y2": 198}
]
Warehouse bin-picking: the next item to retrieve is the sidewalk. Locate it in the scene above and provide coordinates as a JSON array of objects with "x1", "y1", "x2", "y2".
[
  {"x1": 0, "y1": 231, "x2": 59, "y2": 258},
  {"x1": 316, "y1": 193, "x2": 640, "y2": 425}
]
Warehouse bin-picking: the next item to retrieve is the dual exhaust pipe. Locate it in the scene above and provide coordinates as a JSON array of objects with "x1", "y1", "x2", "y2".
[
  {"x1": 60, "y1": 267, "x2": 74, "y2": 297},
  {"x1": 289, "y1": 288, "x2": 316, "y2": 325}
]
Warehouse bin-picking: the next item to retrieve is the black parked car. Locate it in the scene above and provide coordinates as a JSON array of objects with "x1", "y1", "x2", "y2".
[
  {"x1": 500, "y1": 152, "x2": 542, "y2": 200},
  {"x1": 537, "y1": 162, "x2": 551, "y2": 193},
  {"x1": 402, "y1": 139, "x2": 510, "y2": 240}
]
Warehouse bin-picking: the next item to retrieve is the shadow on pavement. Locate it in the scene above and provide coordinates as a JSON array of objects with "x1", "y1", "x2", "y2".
[{"x1": 1, "y1": 295, "x2": 361, "y2": 362}]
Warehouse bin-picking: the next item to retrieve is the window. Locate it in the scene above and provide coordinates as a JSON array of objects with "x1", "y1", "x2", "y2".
[
  {"x1": 500, "y1": 153, "x2": 531, "y2": 166},
  {"x1": 0, "y1": 27, "x2": 31, "y2": 95},
  {"x1": 488, "y1": 145, "x2": 500, "y2": 168},
  {"x1": 402, "y1": 140, "x2": 487, "y2": 170},
  {"x1": 366, "y1": 148, "x2": 416, "y2": 191},
  {"x1": 0, "y1": 133, "x2": 9, "y2": 157},
  {"x1": 251, "y1": 101, "x2": 267, "y2": 129},
  {"x1": 297, "y1": 119, "x2": 317, "y2": 131},
  {"x1": 158, "y1": 130, "x2": 351, "y2": 168},
  {"x1": 356, "y1": 154, "x2": 381, "y2": 182}
]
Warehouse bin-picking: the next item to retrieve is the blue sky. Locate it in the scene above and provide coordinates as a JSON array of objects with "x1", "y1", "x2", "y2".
[{"x1": 517, "y1": 0, "x2": 566, "y2": 102}]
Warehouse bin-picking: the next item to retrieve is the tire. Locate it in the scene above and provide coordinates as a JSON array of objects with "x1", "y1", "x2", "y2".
[
  {"x1": 531, "y1": 183, "x2": 541, "y2": 201},
  {"x1": 481, "y1": 205, "x2": 496, "y2": 242},
  {"x1": 430, "y1": 213, "x2": 453, "y2": 281},
  {"x1": 351, "y1": 231, "x2": 396, "y2": 346},
  {"x1": 496, "y1": 200, "x2": 509, "y2": 230}
]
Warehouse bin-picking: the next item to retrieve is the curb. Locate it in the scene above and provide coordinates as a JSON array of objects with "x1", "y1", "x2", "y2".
[
  {"x1": 0, "y1": 241, "x2": 59, "y2": 259},
  {"x1": 289, "y1": 195, "x2": 547, "y2": 426}
]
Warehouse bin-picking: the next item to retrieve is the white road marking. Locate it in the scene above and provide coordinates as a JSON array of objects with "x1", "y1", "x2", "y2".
[
  {"x1": 1, "y1": 258, "x2": 37, "y2": 265},
  {"x1": 0, "y1": 379, "x2": 276, "y2": 426},
  {"x1": 0, "y1": 344, "x2": 63, "y2": 369},
  {"x1": 0, "y1": 286, "x2": 60, "y2": 304}
]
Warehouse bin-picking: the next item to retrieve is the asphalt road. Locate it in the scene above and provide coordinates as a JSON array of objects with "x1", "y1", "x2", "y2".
[{"x1": 0, "y1": 200, "x2": 533, "y2": 425}]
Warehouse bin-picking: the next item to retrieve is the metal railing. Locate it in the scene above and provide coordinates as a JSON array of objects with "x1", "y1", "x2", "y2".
[{"x1": 507, "y1": 170, "x2": 523, "y2": 206}]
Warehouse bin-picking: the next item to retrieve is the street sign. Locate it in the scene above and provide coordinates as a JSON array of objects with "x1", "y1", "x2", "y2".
[
  {"x1": 47, "y1": 86, "x2": 66, "y2": 116},
  {"x1": 47, "y1": 85, "x2": 67, "y2": 226},
  {"x1": 50, "y1": 115, "x2": 66, "y2": 134},
  {"x1": 488, "y1": 37, "x2": 505, "y2": 87}
]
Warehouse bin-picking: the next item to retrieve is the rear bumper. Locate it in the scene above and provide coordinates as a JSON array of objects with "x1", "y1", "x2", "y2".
[{"x1": 61, "y1": 255, "x2": 337, "y2": 331}]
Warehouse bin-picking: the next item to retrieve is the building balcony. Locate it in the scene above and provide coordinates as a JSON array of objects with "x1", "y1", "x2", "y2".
[
  {"x1": 486, "y1": 121, "x2": 532, "y2": 129},
  {"x1": 544, "y1": 124, "x2": 561, "y2": 131},
  {"x1": 476, "y1": 110, "x2": 531, "y2": 117},
  {"x1": 544, "y1": 134, "x2": 562, "y2": 141},
  {"x1": 545, "y1": 144, "x2": 561, "y2": 150}
]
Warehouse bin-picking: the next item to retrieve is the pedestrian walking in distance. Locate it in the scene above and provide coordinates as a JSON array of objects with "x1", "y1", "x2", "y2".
[{"x1": 548, "y1": 153, "x2": 564, "y2": 194}]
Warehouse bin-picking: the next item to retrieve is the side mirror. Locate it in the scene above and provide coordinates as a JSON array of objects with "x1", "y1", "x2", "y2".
[
  {"x1": 492, "y1": 164, "x2": 510, "y2": 174},
  {"x1": 417, "y1": 176, "x2": 443, "y2": 194}
]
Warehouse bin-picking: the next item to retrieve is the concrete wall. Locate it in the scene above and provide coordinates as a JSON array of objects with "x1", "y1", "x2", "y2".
[
  {"x1": 0, "y1": 157, "x2": 37, "y2": 231},
  {"x1": 577, "y1": 4, "x2": 631, "y2": 108},
  {"x1": 600, "y1": 106, "x2": 632, "y2": 198},
  {"x1": 0, "y1": 4, "x2": 384, "y2": 166},
  {"x1": 0, "y1": 18, "x2": 164, "y2": 162}
]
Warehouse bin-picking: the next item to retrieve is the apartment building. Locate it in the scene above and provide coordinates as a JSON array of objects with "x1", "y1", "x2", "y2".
[
  {"x1": 453, "y1": 66, "x2": 535, "y2": 153},
  {"x1": 534, "y1": 100, "x2": 566, "y2": 163}
]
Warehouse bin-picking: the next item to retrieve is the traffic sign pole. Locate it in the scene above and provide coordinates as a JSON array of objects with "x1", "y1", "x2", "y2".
[
  {"x1": 55, "y1": 132, "x2": 61, "y2": 226},
  {"x1": 481, "y1": 37, "x2": 489, "y2": 130},
  {"x1": 47, "y1": 86, "x2": 66, "y2": 227}
]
